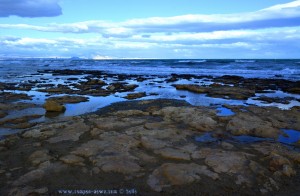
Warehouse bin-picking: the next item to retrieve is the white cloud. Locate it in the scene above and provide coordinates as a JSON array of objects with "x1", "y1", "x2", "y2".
[
  {"x1": 92, "y1": 55, "x2": 114, "y2": 60},
  {"x1": 3, "y1": 37, "x2": 57, "y2": 46},
  {"x1": 1, "y1": 1, "x2": 300, "y2": 34},
  {"x1": 0, "y1": 0, "x2": 62, "y2": 17},
  {"x1": 1, "y1": 1, "x2": 300, "y2": 58}
]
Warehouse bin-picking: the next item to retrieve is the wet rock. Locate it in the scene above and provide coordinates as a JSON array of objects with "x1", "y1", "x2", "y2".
[
  {"x1": 249, "y1": 160, "x2": 268, "y2": 177},
  {"x1": 0, "y1": 147, "x2": 7, "y2": 152},
  {"x1": 174, "y1": 84, "x2": 255, "y2": 100},
  {"x1": 268, "y1": 153, "x2": 292, "y2": 172},
  {"x1": 179, "y1": 144, "x2": 197, "y2": 154},
  {"x1": 147, "y1": 163, "x2": 219, "y2": 192},
  {"x1": 92, "y1": 167, "x2": 100, "y2": 175},
  {"x1": 12, "y1": 162, "x2": 65, "y2": 187},
  {"x1": 92, "y1": 154, "x2": 141, "y2": 174},
  {"x1": 246, "y1": 106, "x2": 300, "y2": 130},
  {"x1": 60, "y1": 155, "x2": 85, "y2": 166},
  {"x1": 0, "y1": 115, "x2": 42, "y2": 130},
  {"x1": 90, "y1": 128, "x2": 104, "y2": 137},
  {"x1": 191, "y1": 151, "x2": 209, "y2": 161},
  {"x1": 133, "y1": 151, "x2": 157, "y2": 163},
  {"x1": 106, "y1": 83, "x2": 124, "y2": 91},
  {"x1": 204, "y1": 151, "x2": 249, "y2": 174},
  {"x1": 12, "y1": 169, "x2": 45, "y2": 186},
  {"x1": 86, "y1": 79, "x2": 106, "y2": 85},
  {"x1": 285, "y1": 87, "x2": 300, "y2": 94},
  {"x1": 282, "y1": 164, "x2": 296, "y2": 177},
  {"x1": 37, "y1": 86, "x2": 71, "y2": 94},
  {"x1": 140, "y1": 136, "x2": 169, "y2": 150},
  {"x1": 226, "y1": 112, "x2": 280, "y2": 139},
  {"x1": 112, "y1": 110, "x2": 149, "y2": 117},
  {"x1": 208, "y1": 86, "x2": 255, "y2": 100},
  {"x1": 1, "y1": 120, "x2": 37, "y2": 130},
  {"x1": 72, "y1": 140, "x2": 106, "y2": 157},
  {"x1": 254, "y1": 96, "x2": 293, "y2": 104},
  {"x1": 124, "y1": 84, "x2": 138, "y2": 91},
  {"x1": 130, "y1": 125, "x2": 189, "y2": 143},
  {"x1": 47, "y1": 119, "x2": 89, "y2": 143},
  {"x1": 9, "y1": 186, "x2": 48, "y2": 196},
  {"x1": 43, "y1": 100, "x2": 66, "y2": 112},
  {"x1": 154, "y1": 107, "x2": 217, "y2": 132},
  {"x1": 22, "y1": 127, "x2": 56, "y2": 139},
  {"x1": 174, "y1": 84, "x2": 209, "y2": 94},
  {"x1": 0, "y1": 110, "x2": 7, "y2": 118},
  {"x1": 106, "y1": 83, "x2": 138, "y2": 92},
  {"x1": 0, "y1": 92, "x2": 32, "y2": 102},
  {"x1": 165, "y1": 76, "x2": 178, "y2": 83},
  {"x1": 221, "y1": 142, "x2": 234, "y2": 149},
  {"x1": 28, "y1": 150, "x2": 52, "y2": 166},
  {"x1": 154, "y1": 147, "x2": 190, "y2": 160},
  {"x1": 93, "y1": 117, "x2": 146, "y2": 131},
  {"x1": 124, "y1": 92, "x2": 146, "y2": 100},
  {"x1": 47, "y1": 95, "x2": 89, "y2": 104}
]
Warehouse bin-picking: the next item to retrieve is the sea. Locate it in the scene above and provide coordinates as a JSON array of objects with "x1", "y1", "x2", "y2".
[{"x1": 0, "y1": 59, "x2": 300, "y2": 82}]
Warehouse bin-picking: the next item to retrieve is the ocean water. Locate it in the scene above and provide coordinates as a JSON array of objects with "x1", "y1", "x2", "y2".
[{"x1": 0, "y1": 59, "x2": 300, "y2": 82}]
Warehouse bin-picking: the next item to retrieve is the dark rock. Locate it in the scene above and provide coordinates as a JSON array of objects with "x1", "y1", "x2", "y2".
[
  {"x1": 47, "y1": 95, "x2": 89, "y2": 104},
  {"x1": 254, "y1": 96, "x2": 293, "y2": 104},
  {"x1": 43, "y1": 100, "x2": 66, "y2": 112},
  {"x1": 174, "y1": 84, "x2": 255, "y2": 100},
  {"x1": 124, "y1": 92, "x2": 146, "y2": 100}
]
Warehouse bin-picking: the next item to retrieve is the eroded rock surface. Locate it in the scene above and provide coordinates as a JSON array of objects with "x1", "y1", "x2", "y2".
[{"x1": 0, "y1": 102, "x2": 300, "y2": 195}]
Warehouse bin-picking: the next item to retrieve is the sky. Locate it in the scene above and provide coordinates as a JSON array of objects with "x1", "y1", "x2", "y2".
[{"x1": 0, "y1": 0, "x2": 300, "y2": 59}]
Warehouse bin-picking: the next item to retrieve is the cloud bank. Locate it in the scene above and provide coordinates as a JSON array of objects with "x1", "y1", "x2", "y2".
[
  {"x1": 1, "y1": 1, "x2": 300, "y2": 33},
  {"x1": 0, "y1": 0, "x2": 300, "y2": 58},
  {"x1": 0, "y1": 0, "x2": 62, "y2": 17}
]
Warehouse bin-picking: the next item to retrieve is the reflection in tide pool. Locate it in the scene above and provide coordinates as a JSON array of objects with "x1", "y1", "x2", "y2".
[
  {"x1": 64, "y1": 95, "x2": 125, "y2": 116},
  {"x1": 278, "y1": 129, "x2": 300, "y2": 144},
  {"x1": 232, "y1": 135, "x2": 272, "y2": 143},
  {"x1": 195, "y1": 133, "x2": 218, "y2": 143},
  {"x1": 217, "y1": 107, "x2": 235, "y2": 116}
]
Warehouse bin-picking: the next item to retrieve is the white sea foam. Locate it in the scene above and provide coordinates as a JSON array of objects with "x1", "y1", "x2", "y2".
[
  {"x1": 177, "y1": 60, "x2": 207, "y2": 63},
  {"x1": 235, "y1": 60, "x2": 256, "y2": 63}
]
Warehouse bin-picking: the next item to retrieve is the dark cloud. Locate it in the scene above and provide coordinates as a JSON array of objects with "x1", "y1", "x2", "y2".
[{"x1": 0, "y1": 0, "x2": 62, "y2": 17}]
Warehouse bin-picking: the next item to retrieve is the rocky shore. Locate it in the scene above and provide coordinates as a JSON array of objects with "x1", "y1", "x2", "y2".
[{"x1": 0, "y1": 70, "x2": 300, "y2": 195}]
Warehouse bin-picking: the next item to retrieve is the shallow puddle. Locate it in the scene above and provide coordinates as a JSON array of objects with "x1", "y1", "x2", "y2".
[
  {"x1": 195, "y1": 133, "x2": 218, "y2": 143},
  {"x1": 63, "y1": 95, "x2": 124, "y2": 116},
  {"x1": 278, "y1": 129, "x2": 300, "y2": 144},
  {"x1": 216, "y1": 107, "x2": 235, "y2": 116},
  {"x1": 232, "y1": 135, "x2": 273, "y2": 143}
]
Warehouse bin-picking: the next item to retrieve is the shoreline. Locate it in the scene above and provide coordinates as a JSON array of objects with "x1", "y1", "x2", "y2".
[{"x1": 0, "y1": 69, "x2": 300, "y2": 195}]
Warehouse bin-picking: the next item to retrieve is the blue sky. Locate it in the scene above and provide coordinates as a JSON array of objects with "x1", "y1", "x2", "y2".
[{"x1": 0, "y1": 0, "x2": 300, "y2": 59}]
